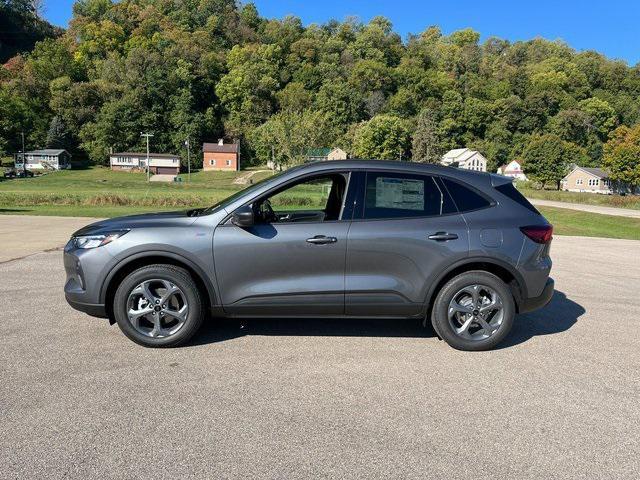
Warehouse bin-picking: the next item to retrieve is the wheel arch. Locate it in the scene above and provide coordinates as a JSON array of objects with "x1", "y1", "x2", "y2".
[
  {"x1": 100, "y1": 251, "x2": 217, "y2": 322},
  {"x1": 423, "y1": 257, "x2": 527, "y2": 323}
]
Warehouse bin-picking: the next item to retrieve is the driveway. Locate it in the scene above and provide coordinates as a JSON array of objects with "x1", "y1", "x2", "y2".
[
  {"x1": 529, "y1": 198, "x2": 640, "y2": 218},
  {"x1": 1, "y1": 236, "x2": 639, "y2": 479},
  {"x1": 0, "y1": 215, "x2": 101, "y2": 263}
]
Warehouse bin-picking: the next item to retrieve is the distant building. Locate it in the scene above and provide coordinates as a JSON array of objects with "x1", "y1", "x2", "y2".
[
  {"x1": 560, "y1": 166, "x2": 630, "y2": 194},
  {"x1": 497, "y1": 160, "x2": 527, "y2": 181},
  {"x1": 305, "y1": 147, "x2": 348, "y2": 162},
  {"x1": 109, "y1": 152, "x2": 180, "y2": 175},
  {"x1": 15, "y1": 149, "x2": 71, "y2": 170},
  {"x1": 441, "y1": 148, "x2": 487, "y2": 172},
  {"x1": 203, "y1": 140, "x2": 240, "y2": 171}
]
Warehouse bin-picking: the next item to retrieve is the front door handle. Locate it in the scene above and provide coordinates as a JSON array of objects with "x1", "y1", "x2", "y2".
[
  {"x1": 306, "y1": 235, "x2": 338, "y2": 245},
  {"x1": 428, "y1": 232, "x2": 459, "y2": 241}
]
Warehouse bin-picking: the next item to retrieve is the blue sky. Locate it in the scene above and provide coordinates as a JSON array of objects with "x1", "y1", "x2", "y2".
[{"x1": 43, "y1": 0, "x2": 640, "y2": 65}]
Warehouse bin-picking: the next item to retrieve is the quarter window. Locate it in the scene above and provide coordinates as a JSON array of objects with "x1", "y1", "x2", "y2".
[
  {"x1": 441, "y1": 178, "x2": 492, "y2": 212},
  {"x1": 363, "y1": 172, "x2": 445, "y2": 219}
]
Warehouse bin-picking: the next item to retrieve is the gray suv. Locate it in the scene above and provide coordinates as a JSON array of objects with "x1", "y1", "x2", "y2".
[{"x1": 64, "y1": 160, "x2": 554, "y2": 351}]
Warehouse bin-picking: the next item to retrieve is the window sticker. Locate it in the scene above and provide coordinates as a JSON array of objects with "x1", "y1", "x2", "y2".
[{"x1": 375, "y1": 177, "x2": 424, "y2": 210}]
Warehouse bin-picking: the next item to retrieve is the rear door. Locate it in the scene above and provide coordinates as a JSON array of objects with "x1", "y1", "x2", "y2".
[{"x1": 345, "y1": 171, "x2": 469, "y2": 317}]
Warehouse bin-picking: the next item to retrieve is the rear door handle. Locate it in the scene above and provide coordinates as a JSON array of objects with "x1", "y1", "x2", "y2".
[
  {"x1": 428, "y1": 232, "x2": 458, "y2": 241},
  {"x1": 306, "y1": 235, "x2": 338, "y2": 245}
]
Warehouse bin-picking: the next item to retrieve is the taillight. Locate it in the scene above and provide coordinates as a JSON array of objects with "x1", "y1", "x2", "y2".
[{"x1": 520, "y1": 225, "x2": 553, "y2": 244}]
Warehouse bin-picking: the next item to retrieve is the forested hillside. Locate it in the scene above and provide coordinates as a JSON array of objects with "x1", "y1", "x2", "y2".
[
  {"x1": 0, "y1": 0, "x2": 61, "y2": 62},
  {"x1": 1, "y1": 0, "x2": 639, "y2": 178}
]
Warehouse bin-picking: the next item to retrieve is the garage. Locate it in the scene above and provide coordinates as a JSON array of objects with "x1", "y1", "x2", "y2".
[{"x1": 155, "y1": 166, "x2": 178, "y2": 175}]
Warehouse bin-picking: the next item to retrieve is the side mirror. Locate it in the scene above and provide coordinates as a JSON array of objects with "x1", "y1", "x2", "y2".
[{"x1": 232, "y1": 205, "x2": 254, "y2": 227}]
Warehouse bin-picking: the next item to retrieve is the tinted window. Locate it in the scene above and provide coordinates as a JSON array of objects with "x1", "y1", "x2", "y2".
[
  {"x1": 441, "y1": 178, "x2": 492, "y2": 212},
  {"x1": 495, "y1": 183, "x2": 539, "y2": 214},
  {"x1": 364, "y1": 172, "x2": 444, "y2": 219}
]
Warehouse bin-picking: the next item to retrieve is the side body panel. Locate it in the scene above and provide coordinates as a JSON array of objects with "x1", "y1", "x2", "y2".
[{"x1": 213, "y1": 221, "x2": 350, "y2": 316}]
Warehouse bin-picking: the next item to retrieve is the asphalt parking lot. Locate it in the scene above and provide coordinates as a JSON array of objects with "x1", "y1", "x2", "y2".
[{"x1": 1, "y1": 235, "x2": 639, "y2": 479}]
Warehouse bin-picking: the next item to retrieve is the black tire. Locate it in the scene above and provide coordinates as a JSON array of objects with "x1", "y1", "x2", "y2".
[
  {"x1": 431, "y1": 271, "x2": 515, "y2": 351},
  {"x1": 113, "y1": 264, "x2": 205, "y2": 347}
]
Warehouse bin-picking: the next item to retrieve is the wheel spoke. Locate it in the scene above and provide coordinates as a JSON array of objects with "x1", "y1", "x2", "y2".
[
  {"x1": 476, "y1": 317, "x2": 497, "y2": 336},
  {"x1": 480, "y1": 296, "x2": 502, "y2": 314},
  {"x1": 450, "y1": 300, "x2": 473, "y2": 315},
  {"x1": 149, "y1": 315, "x2": 166, "y2": 338},
  {"x1": 455, "y1": 316, "x2": 474, "y2": 336},
  {"x1": 163, "y1": 304, "x2": 187, "y2": 323},
  {"x1": 142, "y1": 281, "x2": 159, "y2": 304},
  {"x1": 128, "y1": 306, "x2": 153, "y2": 327},
  {"x1": 159, "y1": 281, "x2": 180, "y2": 305}
]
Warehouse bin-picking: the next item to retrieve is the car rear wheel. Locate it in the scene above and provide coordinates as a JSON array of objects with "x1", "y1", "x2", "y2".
[
  {"x1": 431, "y1": 271, "x2": 514, "y2": 351},
  {"x1": 113, "y1": 264, "x2": 204, "y2": 347}
]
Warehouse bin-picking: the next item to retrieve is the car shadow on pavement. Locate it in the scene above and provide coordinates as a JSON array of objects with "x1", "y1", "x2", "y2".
[
  {"x1": 498, "y1": 290, "x2": 584, "y2": 349},
  {"x1": 188, "y1": 290, "x2": 583, "y2": 348},
  {"x1": 189, "y1": 316, "x2": 434, "y2": 346}
]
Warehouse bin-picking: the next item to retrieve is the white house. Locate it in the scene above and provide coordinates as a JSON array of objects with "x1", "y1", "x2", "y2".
[
  {"x1": 497, "y1": 160, "x2": 527, "y2": 181},
  {"x1": 109, "y1": 152, "x2": 181, "y2": 175},
  {"x1": 15, "y1": 149, "x2": 71, "y2": 170},
  {"x1": 441, "y1": 148, "x2": 487, "y2": 172}
]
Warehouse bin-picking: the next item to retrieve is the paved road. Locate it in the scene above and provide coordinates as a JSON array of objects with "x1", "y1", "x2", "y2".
[
  {"x1": 1, "y1": 236, "x2": 639, "y2": 479},
  {"x1": 0, "y1": 215, "x2": 101, "y2": 263},
  {"x1": 529, "y1": 198, "x2": 640, "y2": 218}
]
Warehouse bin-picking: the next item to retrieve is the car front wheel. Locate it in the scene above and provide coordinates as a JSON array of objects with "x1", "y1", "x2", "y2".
[
  {"x1": 431, "y1": 271, "x2": 515, "y2": 351},
  {"x1": 113, "y1": 264, "x2": 204, "y2": 347}
]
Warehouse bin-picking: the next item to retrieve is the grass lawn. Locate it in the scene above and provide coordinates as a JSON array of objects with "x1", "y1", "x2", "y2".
[
  {"x1": 0, "y1": 166, "x2": 275, "y2": 214},
  {"x1": 538, "y1": 206, "x2": 640, "y2": 240},
  {"x1": 1, "y1": 167, "x2": 638, "y2": 240},
  {"x1": 517, "y1": 183, "x2": 640, "y2": 210}
]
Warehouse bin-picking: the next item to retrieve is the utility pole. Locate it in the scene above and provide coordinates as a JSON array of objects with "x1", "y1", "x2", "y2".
[
  {"x1": 140, "y1": 133, "x2": 153, "y2": 181},
  {"x1": 20, "y1": 131, "x2": 26, "y2": 173},
  {"x1": 185, "y1": 137, "x2": 191, "y2": 183}
]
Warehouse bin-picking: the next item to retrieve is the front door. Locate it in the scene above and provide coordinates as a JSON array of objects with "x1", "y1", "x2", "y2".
[
  {"x1": 345, "y1": 171, "x2": 469, "y2": 317},
  {"x1": 213, "y1": 172, "x2": 354, "y2": 316}
]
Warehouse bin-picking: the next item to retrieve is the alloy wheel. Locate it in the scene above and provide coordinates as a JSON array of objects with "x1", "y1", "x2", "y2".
[
  {"x1": 447, "y1": 284, "x2": 504, "y2": 341},
  {"x1": 126, "y1": 279, "x2": 189, "y2": 338}
]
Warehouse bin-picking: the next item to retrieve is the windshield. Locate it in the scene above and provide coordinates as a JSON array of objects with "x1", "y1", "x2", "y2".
[{"x1": 197, "y1": 170, "x2": 286, "y2": 215}]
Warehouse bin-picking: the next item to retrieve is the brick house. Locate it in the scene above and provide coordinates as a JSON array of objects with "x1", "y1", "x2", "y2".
[
  {"x1": 203, "y1": 140, "x2": 240, "y2": 171},
  {"x1": 109, "y1": 152, "x2": 180, "y2": 175}
]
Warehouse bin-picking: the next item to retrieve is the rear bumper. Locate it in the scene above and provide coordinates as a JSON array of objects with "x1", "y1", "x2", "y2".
[
  {"x1": 519, "y1": 278, "x2": 554, "y2": 314},
  {"x1": 65, "y1": 295, "x2": 107, "y2": 318}
]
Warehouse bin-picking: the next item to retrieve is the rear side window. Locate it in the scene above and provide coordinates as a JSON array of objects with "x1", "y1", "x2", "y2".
[
  {"x1": 363, "y1": 172, "x2": 444, "y2": 219},
  {"x1": 495, "y1": 183, "x2": 540, "y2": 214},
  {"x1": 441, "y1": 178, "x2": 492, "y2": 212}
]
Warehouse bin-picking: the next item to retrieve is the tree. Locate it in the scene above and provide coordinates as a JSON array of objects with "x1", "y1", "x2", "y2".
[
  {"x1": 250, "y1": 110, "x2": 329, "y2": 169},
  {"x1": 411, "y1": 109, "x2": 441, "y2": 163},
  {"x1": 602, "y1": 125, "x2": 640, "y2": 190},
  {"x1": 352, "y1": 115, "x2": 410, "y2": 160},
  {"x1": 45, "y1": 115, "x2": 70, "y2": 148},
  {"x1": 522, "y1": 134, "x2": 588, "y2": 189}
]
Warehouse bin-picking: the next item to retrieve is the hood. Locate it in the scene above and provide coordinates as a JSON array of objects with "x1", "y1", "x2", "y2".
[{"x1": 72, "y1": 210, "x2": 198, "y2": 236}]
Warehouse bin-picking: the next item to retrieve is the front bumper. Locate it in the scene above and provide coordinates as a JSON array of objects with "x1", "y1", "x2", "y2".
[
  {"x1": 519, "y1": 278, "x2": 554, "y2": 314},
  {"x1": 65, "y1": 295, "x2": 107, "y2": 318}
]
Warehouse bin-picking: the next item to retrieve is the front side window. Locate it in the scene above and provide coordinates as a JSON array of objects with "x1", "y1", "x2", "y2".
[
  {"x1": 363, "y1": 172, "x2": 447, "y2": 219},
  {"x1": 254, "y1": 173, "x2": 349, "y2": 223}
]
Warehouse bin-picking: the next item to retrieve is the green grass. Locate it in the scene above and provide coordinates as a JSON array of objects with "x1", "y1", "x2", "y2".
[
  {"x1": 538, "y1": 206, "x2": 640, "y2": 240},
  {"x1": 0, "y1": 166, "x2": 275, "y2": 214},
  {"x1": 1, "y1": 167, "x2": 639, "y2": 240},
  {"x1": 517, "y1": 182, "x2": 640, "y2": 210}
]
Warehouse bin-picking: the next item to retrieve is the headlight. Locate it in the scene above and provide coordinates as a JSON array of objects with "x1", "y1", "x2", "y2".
[{"x1": 73, "y1": 230, "x2": 128, "y2": 249}]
